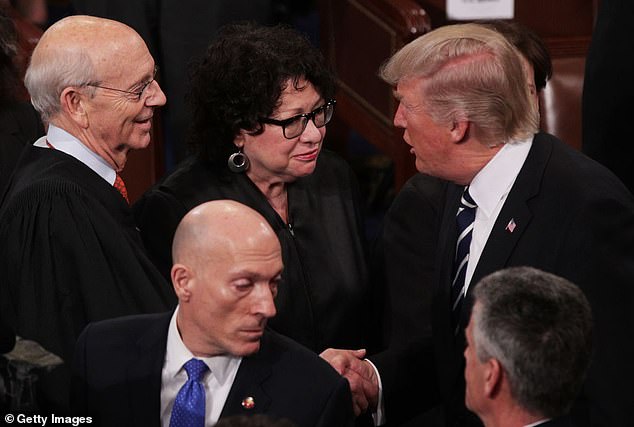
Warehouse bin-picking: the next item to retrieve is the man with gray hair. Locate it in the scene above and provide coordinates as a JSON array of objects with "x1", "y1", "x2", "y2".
[
  {"x1": 0, "y1": 15, "x2": 174, "y2": 410},
  {"x1": 465, "y1": 267, "x2": 592, "y2": 427}
]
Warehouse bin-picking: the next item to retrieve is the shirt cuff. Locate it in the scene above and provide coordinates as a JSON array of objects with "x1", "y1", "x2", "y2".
[{"x1": 364, "y1": 358, "x2": 385, "y2": 426}]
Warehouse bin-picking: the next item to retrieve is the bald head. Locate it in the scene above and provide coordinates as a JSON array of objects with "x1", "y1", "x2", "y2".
[
  {"x1": 171, "y1": 200, "x2": 282, "y2": 357},
  {"x1": 35, "y1": 15, "x2": 141, "y2": 57},
  {"x1": 172, "y1": 200, "x2": 280, "y2": 269},
  {"x1": 25, "y1": 15, "x2": 148, "y2": 122}
]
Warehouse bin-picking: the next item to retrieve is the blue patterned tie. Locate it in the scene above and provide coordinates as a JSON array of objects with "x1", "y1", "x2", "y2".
[
  {"x1": 169, "y1": 358, "x2": 209, "y2": 427},
  {"x1": 451, "y1": 187, "x2": 477, "y2": 334}
]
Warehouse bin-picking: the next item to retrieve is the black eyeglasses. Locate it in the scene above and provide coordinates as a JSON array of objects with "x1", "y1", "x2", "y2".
[
  {"x1": 259, "y1": 100, "x2": 336, "y2": 139},
  {"x1": 87, "y1": 66, "x2": 159, "y2": 101}
]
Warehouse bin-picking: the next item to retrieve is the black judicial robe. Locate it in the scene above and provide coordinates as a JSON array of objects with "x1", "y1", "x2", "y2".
[
  {"x1": 134, "y1": 150, "x2": 373, "y2": 353},
  {"x1": 0, "y1": 144, "x2": 175, "y2": 409}
]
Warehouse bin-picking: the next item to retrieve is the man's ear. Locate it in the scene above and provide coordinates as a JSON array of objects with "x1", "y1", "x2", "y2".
[
  {"x1": 171, "y1": 264, "x2": 193, "y2": 302},
  {"x1": 59, "y1": 87, "x2": 89, "y2": 129},
  {"x1": 450, "y1": 119, "x2": 469, "y2": 143},
  {"x1": 484, "y1": 358, "x2": 503, "y2": 398}
]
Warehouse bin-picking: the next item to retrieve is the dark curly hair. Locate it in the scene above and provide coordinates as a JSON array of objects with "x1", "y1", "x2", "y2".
[
  {"x1": 480, "y1": 20, "x2": 552, "y2": 92},
  {"x1": 186, "y1": 22, "x2": 336, "y2": 170}
]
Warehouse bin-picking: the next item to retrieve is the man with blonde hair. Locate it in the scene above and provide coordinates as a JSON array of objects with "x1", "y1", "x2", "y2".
[{"x1": 322, "y1": 23, "x2": 634, "y2": 426}]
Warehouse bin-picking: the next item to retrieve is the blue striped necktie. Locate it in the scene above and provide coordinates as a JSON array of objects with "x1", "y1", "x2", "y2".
[
  {"x1": 451, "y1": 186, "x2": 477, "y2": 333},
  {"x1": 169, "y1": 358, "x2": 209, "y2": 427}
]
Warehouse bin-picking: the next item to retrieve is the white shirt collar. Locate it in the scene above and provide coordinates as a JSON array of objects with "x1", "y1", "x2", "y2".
[
  {"x1": 469, "y1": 136, "x2": 533, "y2": 216},
  {"x1": 524, "y1": 419, "x2": 551, "y2": 427},
  {"x1": 37, "y1": 124, "x2": 117, "y2": 185},
  {"x1": 462, "y1": 136, "x2": 534, "y2": 291},
  {"x1": 164, "y1": 307, "x2": 242, "y2": 388}
]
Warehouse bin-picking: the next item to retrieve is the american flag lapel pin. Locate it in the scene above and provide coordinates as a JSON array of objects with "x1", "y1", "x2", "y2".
[{"x1": 505, "y1": 218, "x2": 517, "y2": 233}]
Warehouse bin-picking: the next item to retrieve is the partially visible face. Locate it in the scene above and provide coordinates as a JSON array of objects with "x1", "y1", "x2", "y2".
[
  {"x1": 83, "y1": 33, "x2": 166, "y2": 171},
  {"x1": 393, "y1": 77, "x2": 461, "y2": 181},
  {"x1": 519, "y1": 54, "x2": 539, "y2": 109},
  {"x1": 464, "y1": 305, "x2": 487, "y2": 414},
  {"x1": 241, "y1": 79, "x2": 326, "y2": 185},
  {"x1": 186, "y1": 234, "x2": 283, "y2": 357}
]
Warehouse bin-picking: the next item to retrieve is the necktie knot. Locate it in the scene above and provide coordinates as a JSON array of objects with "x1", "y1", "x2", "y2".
[
  {"x1": 183, "y1": 358, "x2": 208, "y2": 382},
  {"x1": 459, "y1": 186, "x2": 477, "y2": 210}
]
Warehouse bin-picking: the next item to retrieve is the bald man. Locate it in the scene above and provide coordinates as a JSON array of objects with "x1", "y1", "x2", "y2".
[
  {"x1": 0, "y1": 15, "x2": 174, "y2": 411},
  {"x1": 71, "y1": 200, "x2": 353, "y2": 427}
]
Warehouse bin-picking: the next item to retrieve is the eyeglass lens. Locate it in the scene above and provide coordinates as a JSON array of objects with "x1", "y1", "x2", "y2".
[
  {"x1": 136, "y1": 67, "x2": 159, "y2": 100},
  {"x1": 284, "y1": 102, "x2": 334, "y2": 139}
]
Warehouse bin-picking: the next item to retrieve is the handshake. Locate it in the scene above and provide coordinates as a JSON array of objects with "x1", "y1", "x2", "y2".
[{"x1": 321, "y1": 348, "x2": 380, "y2": 416}]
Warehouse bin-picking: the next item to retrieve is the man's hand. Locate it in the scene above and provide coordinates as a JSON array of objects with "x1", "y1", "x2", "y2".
[{"x1": 321, "y1": 348, "x2": 379, "y2": 416}]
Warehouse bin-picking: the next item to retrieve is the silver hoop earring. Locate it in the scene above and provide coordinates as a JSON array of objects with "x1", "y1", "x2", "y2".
[{"x1": 228, "y1": 149, "x2": 250, "y2": 173}]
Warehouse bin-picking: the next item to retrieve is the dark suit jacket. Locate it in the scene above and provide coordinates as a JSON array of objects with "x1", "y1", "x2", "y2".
[
  {"x1": 72, "y1": 312, "x2": 354, "y2": 427},
  {"x1": 374, "y1": 132, "x2": 634, "y2": 426}
]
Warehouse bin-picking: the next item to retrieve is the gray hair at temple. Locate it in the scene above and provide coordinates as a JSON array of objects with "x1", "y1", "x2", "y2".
[
  {"x1": 380, "y1": 23, "x2": 540, "y2": 147},
  {"x1": 24, "y1": 18, "x2": 98, "y2": 123},
  {"x1": 472, "y1": 266, "x2": 593, "y2": 418}
]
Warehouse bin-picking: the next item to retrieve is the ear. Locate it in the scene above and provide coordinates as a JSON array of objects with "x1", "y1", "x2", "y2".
[
  {"x1": 450, "y1": 119, "x2": 469, "y2": 143},
  {"x1": 233, "y1": 131, "x2": 246, "y2": 149},
  {"x1": 171, "y1": 263, "x2": 193, "y2": 302},
  {"x1": 484, "y1": 358, "x2": 503, "y2": 398},
  {"x1": 59, "y1": 87, "x2": 89, "y2": 129}
]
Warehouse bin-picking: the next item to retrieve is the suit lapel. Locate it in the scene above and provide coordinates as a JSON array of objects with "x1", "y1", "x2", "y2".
[
  {"x1": 220, "y1": 334, "x2": 273, "y2": 417},
  {"x1": 127, "y1": 313, "x2": 171, "y2": 426},
  {"x1": 469, "y1": 134, "x2": 552, "y2": 289}
]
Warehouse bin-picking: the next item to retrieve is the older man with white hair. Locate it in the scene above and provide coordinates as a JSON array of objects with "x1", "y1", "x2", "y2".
[{"x1": 0, "y1": 15, "x2": 174, "y2": 411}]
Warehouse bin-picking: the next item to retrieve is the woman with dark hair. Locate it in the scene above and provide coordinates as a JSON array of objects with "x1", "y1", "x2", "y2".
[{"x1": 135, "y1": 23, "x2": 374, "y2": 355}]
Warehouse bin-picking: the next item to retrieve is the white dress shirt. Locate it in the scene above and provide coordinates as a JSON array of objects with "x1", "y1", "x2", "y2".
[
  {"x1": 35, "y1": 124, "x2": 118, "y2": 185},
  {"x1": 160, "y1": 308, "x2": 242, "y2": 427},
  {"x1": 463, "y1": 136, "x2": 533, "y2": 294}
]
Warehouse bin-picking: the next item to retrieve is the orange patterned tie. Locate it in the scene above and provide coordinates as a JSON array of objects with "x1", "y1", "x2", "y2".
[{"x1": 113, "y1": 174, "x2": 129, "y2": 204}]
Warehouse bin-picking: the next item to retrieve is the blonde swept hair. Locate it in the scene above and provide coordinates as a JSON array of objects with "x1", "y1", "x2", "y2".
[{"x1": 380, "y1": 23, "x2": 539, "y2": 146}]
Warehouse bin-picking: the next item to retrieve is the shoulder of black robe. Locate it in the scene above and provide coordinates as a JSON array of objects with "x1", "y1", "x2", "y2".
[{"x1": 0, "y1": 145, "x2": 175, "y2": 364}]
